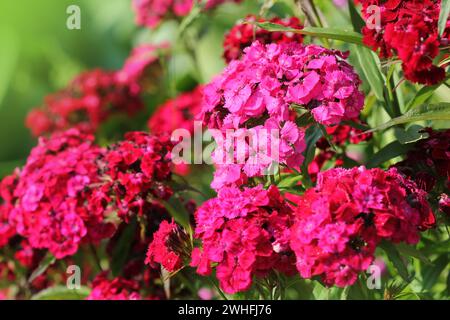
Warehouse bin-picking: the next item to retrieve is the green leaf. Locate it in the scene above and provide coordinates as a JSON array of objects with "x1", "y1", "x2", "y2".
[
  {"x1": 253, "y1": 22, "x2": 366, "y2": 47},
  {"x1": 380, "y1": 241, "x2": 412, "y2": 283},
  {"x1": 177, "y1": 3, "x2": 202, "y2": 36},
  {"x1": 353, "y1": 45, "x2": 385, "y2": 102},
  {"x1": 301, "y1": 125, "x2": 323, "y2": 169},
  {"x1": 405, "y1": 84, "x2": 443, "y2": 112},
  {"x1": 28, "y1": 253, "x2": 56, "y2": 284},
  {"x1": 348, "y1": 0, "x2": 365, "y2": 33},
  {"x1": 277, "y1": 174, "x2": 303, "y2": 188},
  {"x1": 394, "y1": 124, "x2": 427, "y2": 145},
  {"x1": 421, "y1": 254, "x2": 449, "y2": 291},
  {"x1": 160, "y1": 197, "x2": 190, "y2": 229},
  {"x1": 31, "y1": 286, "x2": 90, "y2": 300},
  {"x1": 396, "y1": 243, "x2": 432, "y2": 265},
  {"x1": 365, "y1": 102, "x2": 450, "y2": 133},
  {"x1": 111, "y1": 219, "x2": 137, "y2": 277},
  {"x1": 438, "y1": 0, "x2": 450, "y2": 36},
  {"x1": 366, "y1": 141, "x2": 412, "y2": 168}
]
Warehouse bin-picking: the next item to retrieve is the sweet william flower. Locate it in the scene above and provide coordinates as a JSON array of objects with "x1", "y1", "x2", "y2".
[
  {"x1": 359, "y1": 0, "x2": 449, "y2": 85},
  {"x1": 87, "y1": 272, "x2": 141, "y2": 300},
  {"x1": 223, "y1": 15, "x2": 303, "y2": 63},
  {"x1": 201, "y1": 41, "x2": 364, "y2": 189},
  {"x1": 191, "y1": 185, "x2": 296, "y2": 294},
  {"x1": 290, "y1": 167, "x2": 434, "y2": 287},
  {"x1": 7, "y1": 129, "x2": 115, "y2": 259}
]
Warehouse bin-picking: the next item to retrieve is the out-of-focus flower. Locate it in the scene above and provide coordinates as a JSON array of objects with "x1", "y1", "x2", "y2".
[{"x1": 223, "y1": 15, "x2": 303, "y2": 63}]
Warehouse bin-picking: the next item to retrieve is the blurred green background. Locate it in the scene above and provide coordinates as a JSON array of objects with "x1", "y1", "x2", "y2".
[{"x1": 0, "y1": 0, "x2": 138, "y2": 175}]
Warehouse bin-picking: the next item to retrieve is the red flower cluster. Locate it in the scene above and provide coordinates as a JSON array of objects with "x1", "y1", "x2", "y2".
[
  {"x1": 395, "y1": 128, "x2": 450, "y2": 192},
  {"x1": 290, "y1": 167, "x2": 435, "y2": 287},
  {"x1": 145, "y1": 219, "x2": 189, "y2": 272},
  {"x1": 97, "y1": 132, "x2": 173, "y2": 221},
  {"x1": 6, "y1": 129, "x2": 114, "y2": 259},
  {"x1": 359, "y1": 0, "x2": 449, "y2": 85},
  {"x1": 0, "y1": 173, "x2": 18, "y2": 248},
  {"x1": 223, "y1": 15, "x2": 303, "y2": 63},
  {"x1": 87, "y1": 272, "x2": 141, "y2": 300},
  {"x1": 148, "y1": 86, "x2": 203, "y2": 135},
  {"x1": 191, "y1": 185, "x2": 295, "y2": 294},
  {"x1": 26, "y1": 69, "x2": 144, "y2": 137}
]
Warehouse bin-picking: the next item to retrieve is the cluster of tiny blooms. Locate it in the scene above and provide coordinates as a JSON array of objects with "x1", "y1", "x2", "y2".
[
  {"x1": 145, "y1": 219, "x2": 189, "y2": 272},
  {"x1": 358, "y1": 0, "x2": 450, "y2": 85},
  {"x1": 26, "y1": 69, "x2": 143, "y2": 137},
  {"x1": 0, "y1": 173, "x2": 18, "y2": 248},
  {"x1": 394, "y1": 128, "x2": 449, "y2": 214},
  {"x1": 86, "y1": 272, "x2": 141, "y2": 300},
  {"x1": 148, "y1": 86, "x2": 203, "y2": 135},
  {"x1": 6, "y1": 129, "x2": 115, "y2": 259},
  {"x1": 201, "y1": 41, "x2": 364, "y2": 188},
  {"x1": 96, "y1": 131, "x2": 173, "y2": 222},
  {"x1": 395, "y1": 128, "x2": 449, "y2": 192},
  {"x1": 190, "y1": 185, "x2": 296, "y2": 294},
  {"x1": 223, "y1": 15, "x2": 303, "y2": 63},
  {"x1": 132, "y1": 0, "x2": 242, "y2": 29},
  {"x1": 309, "y1": 119, "x2": 372, "y2": 180},
  {"x1": 290, "y1": 167, "x2": 435, "y2": 287}
]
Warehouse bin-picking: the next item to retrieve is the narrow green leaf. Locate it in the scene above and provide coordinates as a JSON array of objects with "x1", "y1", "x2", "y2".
[
  {"x1": 277, "y1": 174, "x2": 303, "y2": 188},
  {"x1": 365, "y1": 102, "x2": 450, "y2": 133},
  {"x1": 353, "y1": 45, "x2": 385, "y2": 102},
  {"x1": 421, "y1": 254, "x2": 449, "y2": 291},
  {"x1": 31, "y1": 286, "x2": 90, "y2": 300},
  {"x1": 348, "y1": 0, "x2": 365, "y2": 33},
  {"x1": 396, "y1": 243, "x2": 432, "y2": 265},
  {"x1": 111, "y1": 219, "x2": 137, "y2": 276},
  {"x1": 381, "y1": 241, "x2": 412, "y2": 283},
  {"x1": 28, "y1": 253, "x2": 56, "y2": 284},
  {"x1": 393, "y1": 125, "x2": 427, "y2": 145},
  {"x1": 366, "y1": 141, "x2": 412, "y2": 168},
  {"x1": 253, "y1": 22, "x2": 366, "y2": 47},
  {"x1": 160, "y1": 197, "x2": 190, "y2": 229},
  {"x1": 405, "y1": 84, "x2": 443, "y2": 112},
  {"x1": 438, "y1": 0, "x2": 450, "y2": 36}
]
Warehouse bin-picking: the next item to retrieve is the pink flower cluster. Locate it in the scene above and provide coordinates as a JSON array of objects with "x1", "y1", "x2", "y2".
[
  {"x1": 133, "y1": 0, "x2": 242, "y2": 29},
  {"x1": 26, "y1": 69, "x2": 144, "y2": 137},
  {"x1": 358, "y1": 0, "x2": 450, "y2": 85},
  {"x1": 87, "y1": 272, "x2": 141, "y2": 300},
  {"x1": 97, "y1": 132, "x2": 173, "y2": 221},
  {"x1": 116, "y1": 44, "x2": 167, "y2": 94},
  {"x1": 201, "y1": 41, "x2": 364, "y2": 188},
  {"x1": 223, "y1": 15, "x2": 303, "y2": 63},
  {"x1": 0, "y1": 173, "x2": 18, "y2": 248},
  {"x1": 145, "y1": 220, "x2": 187, "y2": 272},
  {"x1": 148, "y1": 86, "x2": 203, "y2": 135},
  {"x1": 290, "y1": 167, "x2": 435, "y2": 287},
  {"x1": 191, "y1": 185, "x2": 296, "y2": 294},
  {"x1": 6, "y1": 129, "x2": 115, "y2": 259}
]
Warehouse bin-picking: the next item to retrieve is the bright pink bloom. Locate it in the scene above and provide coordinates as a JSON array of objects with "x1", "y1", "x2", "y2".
[
  {"x1": 290, "y1": 167, "x2": 434, "y2": 287},
  {"x1": 87, "y1": 273, "x2": 141, "y2": 300},
  {"x1": 191, "y1": 185, "x2": 296, "y2": 294},
  {"x1": 7, "y1": 129, "x2": 114, "y2": 259}
]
